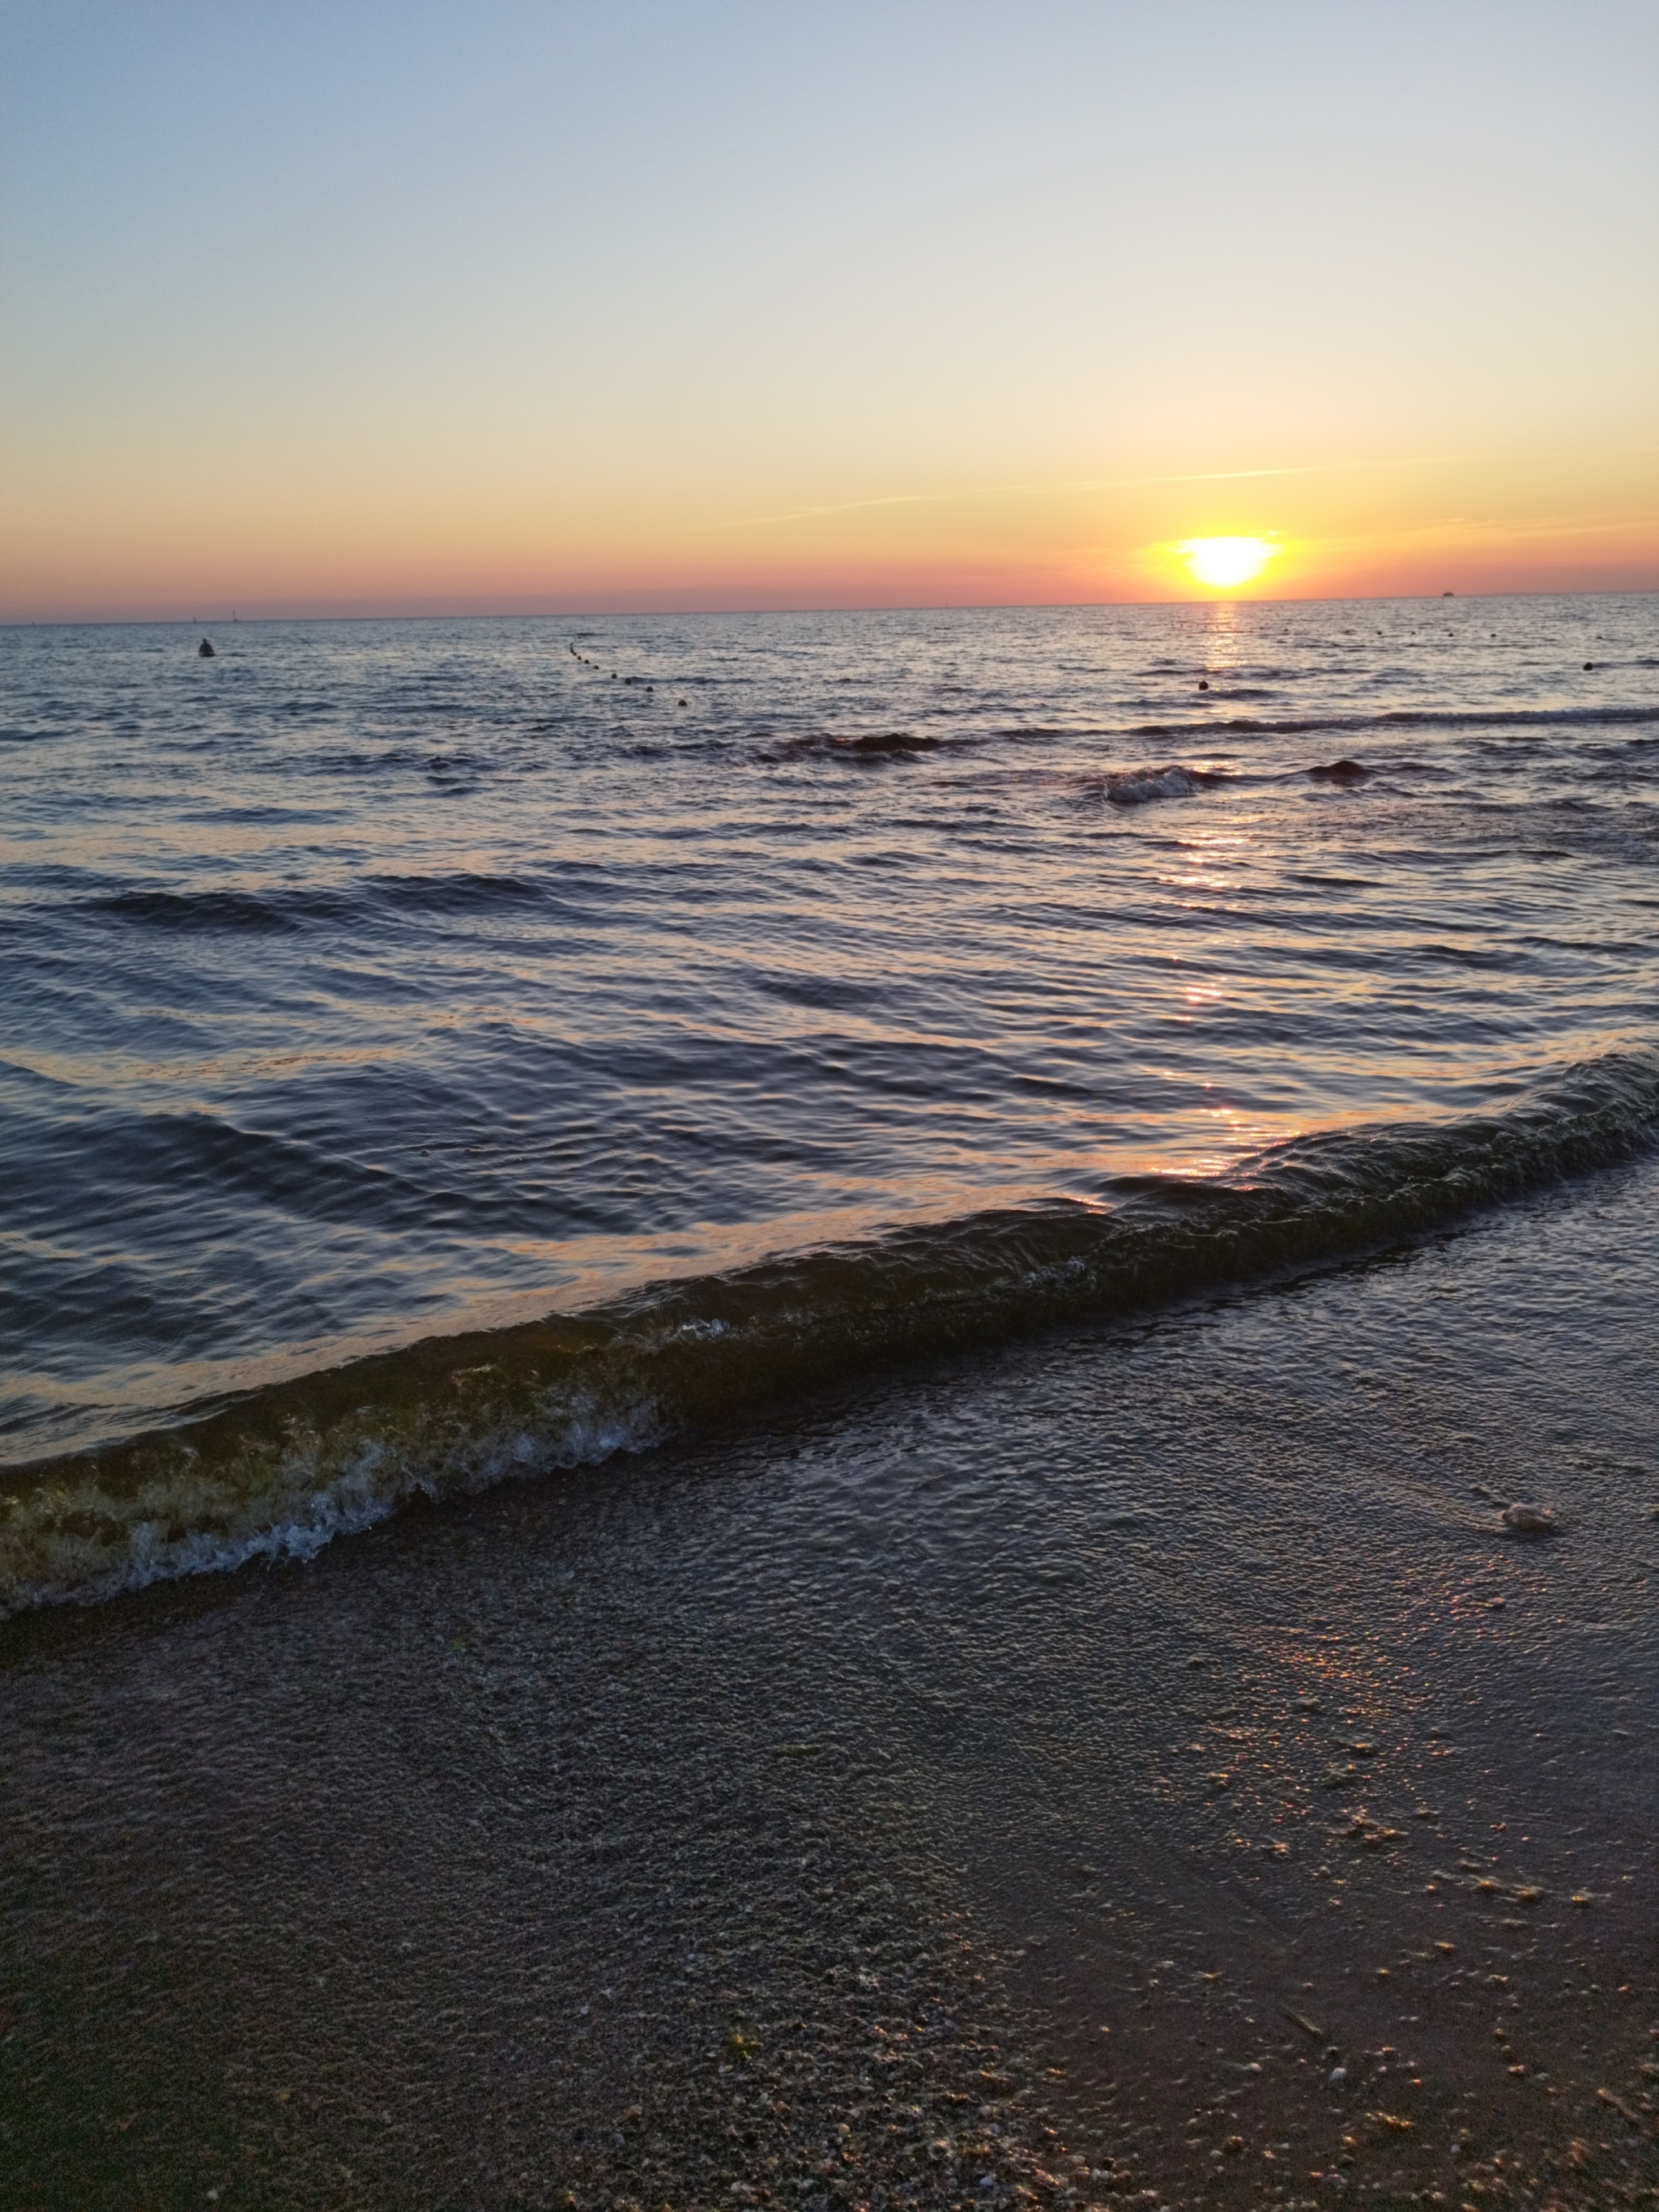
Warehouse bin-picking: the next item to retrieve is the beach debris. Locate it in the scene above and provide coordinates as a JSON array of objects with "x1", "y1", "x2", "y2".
[
  {"x1": 1502, "y1": 1502, "x2": 1557, "y2": 1537},
  {"x1": 1340, "y1": 1813, "x2": 1401, "y2": 1848},
  {"x1": 1283, "y1": 2005, "x2": 1325, "y2": 2039},
  {"x1": 1597, "y1": 2086, "x2": 1645, "y2": 2128}
]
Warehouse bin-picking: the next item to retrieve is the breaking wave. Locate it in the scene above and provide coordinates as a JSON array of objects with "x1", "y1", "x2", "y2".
[
  {"x1": 3, "y1": 1049, "x2": 1656, "y2": 1617},
  {"x1": 1098, "y1": 765, "x2": 1226, "y2": 806}
]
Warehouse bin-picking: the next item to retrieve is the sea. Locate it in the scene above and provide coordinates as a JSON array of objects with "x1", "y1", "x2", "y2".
[{"x1": 3, "y1": 593, "x2": 1657, "y2": 1616}]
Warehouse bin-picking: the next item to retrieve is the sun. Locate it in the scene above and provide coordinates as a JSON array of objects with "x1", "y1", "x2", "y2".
[{"x1": 1176, "y1": 535, "x2": 1278, "y2": 590}]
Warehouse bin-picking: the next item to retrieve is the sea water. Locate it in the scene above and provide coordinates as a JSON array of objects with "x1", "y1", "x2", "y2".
[{"x1": 2, "y1": 595, "x2": 1656, "y2": 1609}]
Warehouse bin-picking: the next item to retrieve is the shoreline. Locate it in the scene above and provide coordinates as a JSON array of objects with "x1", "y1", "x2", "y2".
[
  {"x1": 8, "y1": 1048, "x2": 1657, "y2": 1624},
  {"x1": 4, "y1": 1159, "x2": 1657, "y2": 2210}
]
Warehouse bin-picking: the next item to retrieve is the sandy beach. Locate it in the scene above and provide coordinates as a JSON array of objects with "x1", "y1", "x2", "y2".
[{"x1": 5, "y1": 1156, "x2": 1657, "y2": 2210}]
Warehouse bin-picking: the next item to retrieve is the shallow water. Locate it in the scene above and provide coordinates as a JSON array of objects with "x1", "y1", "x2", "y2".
[
  {"x1": 2, "y1": 595, "x2": 1656, "y2": 1605},
  {"x1": 4, "y1": 1149, "x2": 1655, "y2": 2206}
]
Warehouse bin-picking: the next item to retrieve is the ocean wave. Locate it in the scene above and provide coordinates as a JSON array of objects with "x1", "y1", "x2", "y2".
[
  {"x1": 1098, "y1": 765, "x2": 1224, "y2": 806},
  {"x1": 87, "y1": 888, "x2": 322, "y2": 932},
  {"x1": 763, "y1": 731, "x2": 949, "y2": 762},
  {"x1": 4, "y1": 1048, "x2": 1656, "y2": 1619},
  {"x1": 1127, "y1": 704, "x2": 1659, "y2": 739},
  {"x1": 79, "y1": 872, "x2": 557, "y2": 933}
]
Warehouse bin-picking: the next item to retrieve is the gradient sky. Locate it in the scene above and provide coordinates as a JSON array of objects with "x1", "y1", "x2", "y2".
[{"x1": 3, "y1": 0, "x2": 1657, "y2": 618}]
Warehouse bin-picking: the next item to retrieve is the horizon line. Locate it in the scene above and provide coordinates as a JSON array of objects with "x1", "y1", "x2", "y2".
[{"x1": 6, "y1": 582, "x2": 1657, "y2": 630}]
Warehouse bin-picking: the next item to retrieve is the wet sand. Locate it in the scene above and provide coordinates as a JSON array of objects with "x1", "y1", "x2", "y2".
[{"x1": 4, "y1": 1159, "x2": 1658, "y2": 2210}]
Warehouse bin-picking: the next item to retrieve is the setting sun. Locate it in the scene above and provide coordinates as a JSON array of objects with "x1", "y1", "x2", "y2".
[{"x1": 1176, "y1": 536, "x2": 1278, "y2": 590}]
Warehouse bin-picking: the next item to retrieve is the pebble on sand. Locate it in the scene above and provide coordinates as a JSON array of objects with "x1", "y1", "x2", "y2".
[{"x1": 1502, "y1": 1502, "x2": 1557, "y2": 1536}]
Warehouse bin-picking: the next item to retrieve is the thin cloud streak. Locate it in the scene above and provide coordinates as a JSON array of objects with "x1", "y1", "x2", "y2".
[
  {"x1": 686, "y1": 454, "x2": 1475, "y2": 534},
  {"x1": 689, "y1": 445, "x2": 1659, "y2": 535}
]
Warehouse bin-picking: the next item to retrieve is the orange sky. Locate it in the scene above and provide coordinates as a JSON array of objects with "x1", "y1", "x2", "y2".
[{"x1": 3, "y1": 4, "x2": 1657, "y2": 620}]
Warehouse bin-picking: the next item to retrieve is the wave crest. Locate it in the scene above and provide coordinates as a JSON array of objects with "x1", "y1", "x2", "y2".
[
  {"x1": 1128, "y1": 703, "x2": 1659, "y2": 740},
  {"x1": 4, "y1": 1050, "x2": 1656, "y2": 1616}
]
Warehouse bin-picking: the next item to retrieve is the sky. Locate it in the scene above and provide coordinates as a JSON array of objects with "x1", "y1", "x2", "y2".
[{"x1": 2, "y1": 0, "x2": 1657, "y2": 620}]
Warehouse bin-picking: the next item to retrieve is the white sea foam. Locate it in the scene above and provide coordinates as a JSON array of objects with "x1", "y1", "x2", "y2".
[{"x1": 1, "y1": 1394, "x2": 667, "y2": 1617}]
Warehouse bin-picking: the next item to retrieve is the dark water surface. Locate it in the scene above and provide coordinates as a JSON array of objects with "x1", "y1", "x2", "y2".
[{"x1": 2, "y1": 596, "x2": 1656, "y2": 1606}]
